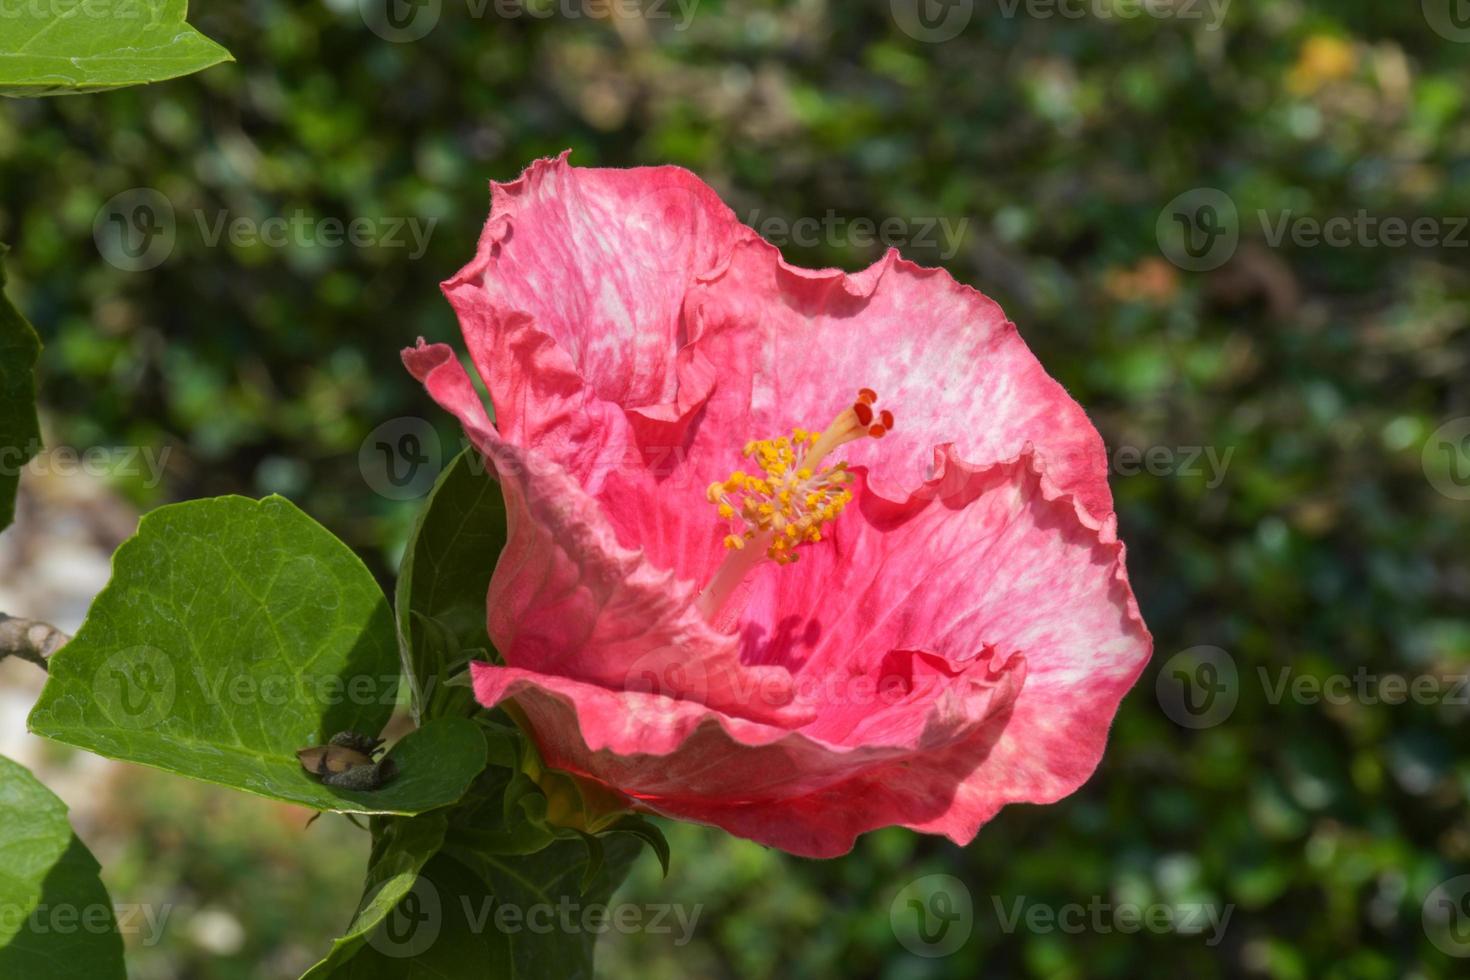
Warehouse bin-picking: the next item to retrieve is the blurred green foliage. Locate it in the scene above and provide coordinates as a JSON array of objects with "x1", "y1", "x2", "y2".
[{"x1": 2, "y1": 1, "x2": 1468, "y2": 977}]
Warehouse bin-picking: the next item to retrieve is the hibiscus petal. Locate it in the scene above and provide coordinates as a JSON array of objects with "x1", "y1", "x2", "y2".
[
  {"x1": 402, "y1": 340, "x2": 810, "y2": 729},
  {"x1": 469, "y1": 449, "x2": 1147, "y2": 858},
  {"x1": 442, "y1": 151, "x2": 754, "y2": 427},
  {"x1": 412, "y1": 158, "x2": 1151, "y2": 858},
  {"x1": 678, "y1": 239, "x2": 1114, "y2": 523},
  {"x1": 471, "y1": 646, "x2": 1023, "y2": 831}
]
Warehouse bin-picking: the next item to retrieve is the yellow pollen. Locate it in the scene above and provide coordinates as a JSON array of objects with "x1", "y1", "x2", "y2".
[{"x1": 702, "y1": 388, "x2": 895, "y2": 570}]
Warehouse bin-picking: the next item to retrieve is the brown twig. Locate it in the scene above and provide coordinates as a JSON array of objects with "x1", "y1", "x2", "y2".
[{"x1": 0, "y1": 613, "x2": 69, "y2": 670}]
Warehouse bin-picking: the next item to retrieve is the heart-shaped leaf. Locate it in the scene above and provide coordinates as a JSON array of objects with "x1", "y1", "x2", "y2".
[
  {"x1": 27, "y1": 495, "x2": 483, "y2": 814},
  {"x1": 396, "y1": 447, "x2": 505, "y2": 721},
  {"x1": 0, "y1": 244, "x2": 41, "y2": 530},
  {"x1": 0, "y1": 755, "x2": 125, "y2": 978},
  {"x1": 0, "y1": 0, "x2": 231, "y2": 97}
]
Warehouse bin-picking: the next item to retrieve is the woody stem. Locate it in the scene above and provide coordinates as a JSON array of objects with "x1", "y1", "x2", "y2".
[{"x1": 0, "y1": 612, "x2": 69, "y2": 672}]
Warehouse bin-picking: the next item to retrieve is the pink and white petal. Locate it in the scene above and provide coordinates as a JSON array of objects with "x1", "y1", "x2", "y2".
[
  {"x1": 442, "y1": 152, "x2": 755, "y2": 418},
  {"x1": 718, "y1": 448, "x2": 1151, "y2": 854},
  {"x1": 651, "y1": 602, "x2": 1139, "y2": 860},
  {"x1": 722, "y1": 446, "x2": 1149, "y2": 843},
  {"x1": 650, "y1": 712, "x2": 1019, "y2": 859},
  {"x1": 679, "y1": 239, "x2": 1113, "y2": 522},
  {"x1": 471, "y1": 648, "x2": 1022, "y2": 814},
  {"x1": 404, "y1": 340, "x2": 808, "y2": 729},
  {"x1": 732, "y1": 446, "x2": 1148, "y2": 698}
]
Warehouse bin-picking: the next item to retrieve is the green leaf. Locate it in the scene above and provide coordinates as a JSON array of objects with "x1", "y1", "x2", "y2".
[
  {"x1": 0, "y1": 244, "x2": 41, "y2": 530},
  {"x1": 0, "y1": 755, "x2": 125, "y2": 979},
  {"x1": 299, "y1": 812, "x2": 450, "y2": 978},
  {"x1": 603, "y1": 815, "x2": 671, "y2": 878},
  {"x1": 0, "y1": 0, "x2": 231, "y2": 97},
  {"x1": 27, "y1": 494, "x2": 484, "y2": 814},
  {"x1": 303, "y1": 853, "x2": 512, "y2": 979},
  {"x1": 396, "y1": 447, "x2": 506, "y2": 722},
  {"x1": 304, "y1": 838, "x2": 644, "y2": 979},
  {"x1": 303, "y1": 756, "x2": 655, "y2": 979}
]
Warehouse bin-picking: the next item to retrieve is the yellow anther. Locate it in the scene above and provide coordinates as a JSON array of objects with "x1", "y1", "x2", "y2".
[{"x1": 704, "y1": 388, "x2": 893, "y2": 570}]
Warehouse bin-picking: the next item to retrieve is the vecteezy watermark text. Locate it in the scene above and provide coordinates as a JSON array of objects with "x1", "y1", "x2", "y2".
[
  {"x1": 0, "y1": 440, "x2": 171, "y2": 488},
  {"x1": 743, "y1": 209, "x2": 969, "y2": 261},
  {"x1": 0, "y1": 902, "x2": 172, "y2": 947},
  {"x1": 94, "y1": 188, "x2": 437, "y2": 271},
  {"x1": 0, "y1": 0, "x2": 144, "y2": 18},
  {"x1": 1259, "y1": 666, "x2": 1470, "y2": 707},
  {"x1": 1157, "y1": 645, "x2": 1470, "y2": 729},
  {"x1": 891, "y1": 0, "x2": 1230, "y2": 43},
  {"x1": 470, "y1": 898, "x2": 700, "y2": 944},
  {"x1": 357, "y1": 0, "x2": 700, "y2": 43},
  {"x1": 1158, "y1": 187, "x2": 1469, "y2": 271},
  {"x1": 991, "y1": 895, "x2": 1233, "y2": 946},
  {"x1": 366, "y1": 878, "x2": 702, "y2": 959},
  {"x1": 1107, "y1": 443, "x2": 1233, "y2": 488}
]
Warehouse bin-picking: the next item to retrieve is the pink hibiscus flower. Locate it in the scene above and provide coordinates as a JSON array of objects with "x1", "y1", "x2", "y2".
[{"x1": 404, "y1": 153, "x2": 1151, "y2": 858}]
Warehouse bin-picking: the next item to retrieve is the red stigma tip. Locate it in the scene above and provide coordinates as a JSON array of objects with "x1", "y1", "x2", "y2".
[
  {"x1": 856, "y1": 388, "x2": 877, "y2": 406},
  {"x1": 853, "y1": 402, "x2": 874, "y2": 426},
  {"x1": 868, "y1": 424, "x2": 887, "y2": 438},
  {"x1": 879, "y1": 410, "x2": 894, "y2": 429}
]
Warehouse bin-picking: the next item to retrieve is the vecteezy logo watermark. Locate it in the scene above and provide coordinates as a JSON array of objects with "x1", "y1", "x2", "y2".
[
  {"x1": 358, "y1": 0, "x2": 700, "y2": 43},
  {"x1": 621, "y1": 645, "x2": 711, "y2": 726},
  {"x1": 1156, "y1": 645, "x2": 1238, "y2": 729},
  {"x1": 1156, "y1": 188, "x2": 1240, "y2": 272},
  {"x1": 890, "y1": 874, "x2": 973, "y2": 957},
  {"x1": 94, "y1": 188, "x2": 176, "y2": 272},
  {"x1": 1423, "y1": 417, "x2": 1470, "y2": 502},
  {"x1": 93, "y1": 646, "x2": 177, "y2": 729},
  {"x1": 744, "y1": 210, "x2": 969, "y2": 261},
  {"x1": 623, "y1": 182, "x2": 717, "y2": 276},
  {"x1": 358, "y1": 0, "x2": 442, "y2": 42},
  {"x1": 363, "y1": 870, "x2": 701, "y2": 957},
  {"x1": 1423, "y1": 875, "x2": 1470, "y2": 957},
  {"x1": 890, "y1": 0, "x2": 974, "y2": 43},
  {"x1": 367, "y1": 875, "x2": 443, "y2": 958},
  {"x1": 991, "y1": 895, "x2": 1233, "y2": 946},
  {"x1": 94, "y1": 189, "x2": 438, "y2": 271},
  {"x1": 359, "y1": 417, "x2": 443, "y2": 500},
  {"x1": 1159, "y1": 188, "x2": 1470, "y2": 271},
  {"x1": 1160, "y1": 651, "x2": 1470, "y2": 727},
  {"x1": 1423, "y1": 0, "x2": 1470, "y2": 43}
]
